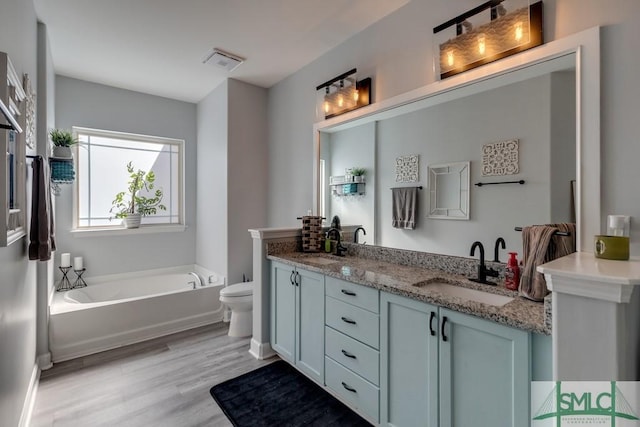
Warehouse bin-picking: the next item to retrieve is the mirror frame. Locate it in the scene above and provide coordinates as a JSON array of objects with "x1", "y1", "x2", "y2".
[
  {"x1": 313, "y1": 27, "x2": 600, "y2": 252},
  {"x1": 428, "y1": 161, "x2": 470, "y2": 220}
]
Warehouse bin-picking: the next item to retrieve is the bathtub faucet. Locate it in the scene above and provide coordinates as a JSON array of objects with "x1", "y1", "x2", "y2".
[{"x1": 188, "y1": 272, "x2": 203, "y2": 289}]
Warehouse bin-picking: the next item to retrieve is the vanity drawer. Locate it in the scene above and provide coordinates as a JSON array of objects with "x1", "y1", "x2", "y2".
[
  {"x1": 326, "y1": 276, "x2": 379, "y2": 314},
  {"x1": 325, "y1": 356, "x2": 379, "y2": 423},
  {"x1": 326, "y1": 296, "x2": 379, "y2": 349},
  {"x1": 325, "y1": 326, "x2": 379, "y2": 385}
]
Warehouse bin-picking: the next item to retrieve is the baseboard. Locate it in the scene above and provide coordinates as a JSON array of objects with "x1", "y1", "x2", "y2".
[
  {"x1": 52, "y1": 311, "x2": 223, "y2": 362},
  {"x1": 19, "y1": 363, "x2": 40, "y2": 427},
  {"x1": 37, "y1": 352, "x2": 53, "y2": 371},
  {"x1": 249, "y1": 338, "x2": 276, "y2": 360}
]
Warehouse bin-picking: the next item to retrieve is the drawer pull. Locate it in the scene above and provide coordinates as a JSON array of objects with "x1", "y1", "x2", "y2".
[
  {"x1": 441, "y1": 316, "x2": 449, "y2": 342},
  {"x1": 341, "y1": 316, "x2": 357, "y2": 325},
  {"x1": 429, "y1": 311, "x2": 436, "y2": 336},
  {"x1": 341, "y1": 349, "x2": 357, "y2": 359},
  {"x1": 341, "y1": 289, "x2": 357, "y2": 296},
  {"x1": 341, "y1": 382, "x2": 357, "y2": 393}
]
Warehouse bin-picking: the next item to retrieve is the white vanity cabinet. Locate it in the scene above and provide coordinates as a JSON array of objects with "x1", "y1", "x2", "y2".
[
  {"x1": 270, "y1": 261, "x2": 325, "y2": 384},
  {"x1": 380, "y1": 292, "x2": 531, "y2": 427}
]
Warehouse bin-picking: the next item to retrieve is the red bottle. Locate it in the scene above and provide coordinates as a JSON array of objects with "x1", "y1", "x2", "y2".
[{"x1": 505, "y1": 252, "x2": 520, "y2": 291}]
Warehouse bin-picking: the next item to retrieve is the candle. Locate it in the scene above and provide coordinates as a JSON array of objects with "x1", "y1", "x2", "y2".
[
  {"x1": 74, "y1": 256, "x2": 83, "y2": 271},
  {"x1": 61, "y1": 253, "x2": 71, "y2": 267}
]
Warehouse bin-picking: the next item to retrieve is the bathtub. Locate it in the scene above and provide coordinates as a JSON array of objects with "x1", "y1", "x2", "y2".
[{"x1": 49, "y1": 267, "x2": 225, "y2": 362}]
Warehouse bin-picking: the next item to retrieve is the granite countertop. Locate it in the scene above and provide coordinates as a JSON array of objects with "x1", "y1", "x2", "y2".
[{"x1": 268, "y1": 251, "x2": 550, "y2": 335}]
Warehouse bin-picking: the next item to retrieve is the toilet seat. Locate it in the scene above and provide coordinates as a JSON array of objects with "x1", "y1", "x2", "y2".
[{"x1": 220, "y1": 281, "x2": 253, "y2": 297}]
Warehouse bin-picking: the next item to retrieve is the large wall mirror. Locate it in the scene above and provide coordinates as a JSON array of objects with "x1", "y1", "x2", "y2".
[{"x1": 314, "y1": 27, "x2": 600, "y2": 258}]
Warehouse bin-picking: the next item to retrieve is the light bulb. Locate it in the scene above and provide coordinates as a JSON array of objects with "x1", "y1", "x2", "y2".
[
  {"x1": 514, "y1": 22, "x2": 523, "y2": 42},
  {"x1": 353, "y1": 89, "x2": 359, "y2": 102},
  {"x1": 478, "y1": 34, "x2": 486, "y2": 55},
  {"x1": 447, "y1": 50, "x2": 454, "y2": 67},
  {"x1": 324, "y1": 100, "x2": 330, "y2": 114},
  {"x1": 338, "y1": 95, "x2": 344, "y2": 108}
]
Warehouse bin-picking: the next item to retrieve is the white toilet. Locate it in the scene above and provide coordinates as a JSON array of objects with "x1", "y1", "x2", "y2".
[{"x1": 219, "y1": 281, "x2": 254, "y2": 337}]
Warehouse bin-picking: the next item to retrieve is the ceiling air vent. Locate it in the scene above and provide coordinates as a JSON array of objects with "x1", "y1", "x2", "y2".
[{"x1": 202, "y1": 48, "x2": 245, "y2": 72}]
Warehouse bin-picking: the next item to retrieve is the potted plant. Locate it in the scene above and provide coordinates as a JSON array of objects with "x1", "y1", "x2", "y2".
[
  {"x1": 110, "y1": 162, "x2": 166, "y2": 228},
  {"x1": 351, "y1": 167, "x2": 366, "y2": 183},
  {"x1": 49, "y1": 129, "x2": 78, "y2": 159}
]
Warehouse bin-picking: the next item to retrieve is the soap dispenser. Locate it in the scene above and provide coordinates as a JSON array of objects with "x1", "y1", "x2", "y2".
[{"x1": 505, "y1": 252, "x2": 520, "y2": 291}]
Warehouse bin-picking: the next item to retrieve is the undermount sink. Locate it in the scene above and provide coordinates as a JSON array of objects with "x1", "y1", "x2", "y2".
[
  {"x1": 304, "y1": 256, "x2": 340, "y2": 265},
  {"x1": 414, "y1": 279, "x2": 514, "y2": 307}
]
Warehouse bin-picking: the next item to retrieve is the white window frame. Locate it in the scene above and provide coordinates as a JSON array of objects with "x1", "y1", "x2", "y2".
[{"x1": 71, "y1": 126, "x2": 186, "y2": 236}]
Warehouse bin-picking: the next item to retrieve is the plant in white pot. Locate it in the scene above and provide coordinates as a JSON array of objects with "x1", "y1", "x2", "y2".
[
  {"x1": 49, "y1": 129, "x2": 78, "y2": 158},
  {"x1": 352, "y1": 167, "x2": 366, "y2": 183},
  {"x1": 110, "y1": 162, "x2": 166, "y2": 229}
]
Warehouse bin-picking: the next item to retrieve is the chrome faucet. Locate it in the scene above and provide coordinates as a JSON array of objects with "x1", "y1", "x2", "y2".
[
  {"x1": 493, "y1": 237, "x2": 506, "y2": 262},
  {"x1": 354, "y1": 227, "x2": 367, "y2": 244},
  {"x1": 326, "y1": 228, "x2": 347, "y2": 257},
  {"x1": 188, "y1": 272, "x2": 203, "y2": 289},
  {"x1": 469, "y1": 241, "x2": 499, "y2": 285}
]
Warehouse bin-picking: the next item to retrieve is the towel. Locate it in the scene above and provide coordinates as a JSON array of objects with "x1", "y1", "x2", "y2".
[
  {"x1": 28, "y1": 156, "x2": 56, "y2": 261},
  {"x1": 520, "y1": 223, "x2": 576, "y2": 301},
  {"x1": 392, "y1": 187, "x2": 418, "y2": 230}
]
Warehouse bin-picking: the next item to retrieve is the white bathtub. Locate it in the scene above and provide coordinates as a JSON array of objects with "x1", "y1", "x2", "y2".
[{"x1": 50, "y1": 268, "x2": 225, "y2": 362}]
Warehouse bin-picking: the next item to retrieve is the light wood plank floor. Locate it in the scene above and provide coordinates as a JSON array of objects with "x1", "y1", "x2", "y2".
[{"x1": 31, "y1": 322, "x2": 275, "y2": 427}]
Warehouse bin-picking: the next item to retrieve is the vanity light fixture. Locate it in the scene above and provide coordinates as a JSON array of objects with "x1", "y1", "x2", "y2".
[
  {"x1": 316, "y1": 68, "x2": 371, "y2": 120},
  {"x1": 433, "y1": 0, "x2": 543, "y2": 80}
]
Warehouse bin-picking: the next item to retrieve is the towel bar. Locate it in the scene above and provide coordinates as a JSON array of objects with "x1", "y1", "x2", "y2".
[{"x1": 514, "y1": 226, "x2": 571, "y2": 236}]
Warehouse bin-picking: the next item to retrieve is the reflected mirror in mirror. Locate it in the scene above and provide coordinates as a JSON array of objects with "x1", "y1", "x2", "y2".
[
  {"x1": 428, "y1": 161, "x2": 470, "y2": 220},
  {"x1": 318, "y1": 53, "x2": 577, "y2": 258}
]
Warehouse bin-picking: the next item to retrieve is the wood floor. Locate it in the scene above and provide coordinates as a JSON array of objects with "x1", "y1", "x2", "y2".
[{"x1": 31, "y1": 322, "x2": 274, "y2": 427}]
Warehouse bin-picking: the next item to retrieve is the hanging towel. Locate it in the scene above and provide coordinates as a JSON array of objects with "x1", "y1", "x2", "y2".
[
  {"x1": 392, "y1": 187, "x2": 418, "y2": 230},
  {"x1": 520, "y1": 223, "x2": 576, "y2": 301},
  {"x1": 28, "y1": 156, "x2": 56, "y2": 261}
]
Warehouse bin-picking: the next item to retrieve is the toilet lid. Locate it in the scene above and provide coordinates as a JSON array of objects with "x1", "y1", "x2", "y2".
[{"x1": 220, "y1": 281, "x2": 253, "y2": 297}]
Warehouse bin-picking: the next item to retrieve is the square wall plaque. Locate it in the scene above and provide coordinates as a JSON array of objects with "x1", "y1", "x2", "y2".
[
  {"x1": 395, "y1": 155, "x2": 419, "y2": 182},
  {"x1": 481, "y1": 139, "x2": 519, "y2": 176}
]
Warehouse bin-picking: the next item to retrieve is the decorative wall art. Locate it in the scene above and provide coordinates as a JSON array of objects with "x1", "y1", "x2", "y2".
[
  {"x1": 395, "y1": 155, "x2": 419, "y2": 183},
  {"x1": 23, "y1": 74, "x2": 36, "y2": 149},
  {"x1": 481, "y1": 139, "x2": 519, "y2": 176}
]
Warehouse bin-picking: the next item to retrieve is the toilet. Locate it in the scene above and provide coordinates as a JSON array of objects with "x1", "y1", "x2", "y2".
[{"x1": 219, "y1": 281, "x2": 254, "y2": 337}]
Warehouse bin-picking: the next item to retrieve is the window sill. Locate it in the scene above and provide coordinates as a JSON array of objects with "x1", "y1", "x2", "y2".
[{"x1": 71, "y1": 224, "x2": 187, "y2": 238}]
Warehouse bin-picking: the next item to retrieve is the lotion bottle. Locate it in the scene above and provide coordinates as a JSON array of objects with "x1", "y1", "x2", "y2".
[{"x1": 505, "y1": 252, "x2": 520, "y2": 291}]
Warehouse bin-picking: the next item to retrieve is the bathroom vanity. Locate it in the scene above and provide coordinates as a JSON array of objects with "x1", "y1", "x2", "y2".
[{"x1": 268, "y1": 250, "x2": 551, "y2": 426}]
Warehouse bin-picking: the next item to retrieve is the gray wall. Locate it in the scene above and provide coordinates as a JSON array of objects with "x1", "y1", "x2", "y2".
[
  {"x1": 324, "y1": 122, "x2": 375, "y2": 243},
  {"x1": 196, "y1": 81, "x2": 228, "y2": 280},
  {"x1": 0, "y1": 0, "x2": 39, "y2": 425},
  {"x1": 54, "y1": 76, "x2": 197, "y2": 277},
  {"x1": 266, "y1": 0, "x2": 640, "y2": 256},
  {"x1": 375, "y1": 74, "x2": 563, "y2": 257},
  {"x1": 196, "y1": 79, "x2": 268, "y2": 284}
]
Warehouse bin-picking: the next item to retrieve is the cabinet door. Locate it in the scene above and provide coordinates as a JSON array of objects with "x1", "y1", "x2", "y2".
[
  {"x1": 296, "y1": 268, "x2": 325, "y2": 383},
  {"x1": 439, "y1": 309, "x2": 530, "y2": 427},
  {"x1": 270, "y1": 262, "x2": 296, "y2": 362},
  {"x1": 380, "y1": 292, "x2": 439, "y2": 427}
]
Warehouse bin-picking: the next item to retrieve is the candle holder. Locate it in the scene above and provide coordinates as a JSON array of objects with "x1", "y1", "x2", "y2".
[
  {"x1": 72, "y1": 268, "x2": 87, "y2": 289},
  {"x1": 56, "y1": 266, "x2": 73, "y2": 292}
]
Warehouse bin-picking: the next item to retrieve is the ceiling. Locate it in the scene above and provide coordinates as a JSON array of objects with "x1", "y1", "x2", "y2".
[{"x1": 33, "y1": 0, "x2": 410, "y2": 103}]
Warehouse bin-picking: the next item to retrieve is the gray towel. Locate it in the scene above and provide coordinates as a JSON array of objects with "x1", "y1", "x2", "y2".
[
  {"x1": 392, "y1": 187, "x2": 417, "y2": 230},
  {"x1": 520, "y1": 223, "x2": 576, "y2": 301},
  {"x1": 28, "y1": 156, "x2": 56, "y2": 261}
]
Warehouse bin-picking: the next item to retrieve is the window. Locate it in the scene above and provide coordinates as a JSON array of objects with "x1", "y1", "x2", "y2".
[{"x1": 73, "y1": 127, "x2": 184, "y2": 230}]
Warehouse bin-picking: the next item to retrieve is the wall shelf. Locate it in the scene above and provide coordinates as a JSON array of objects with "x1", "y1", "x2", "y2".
[
  {"x1": 0, "y1": 52, "x2": 26, "y2": 247},
  {"x1": 330, "y1": 175, "x2": 366, "y2": 197}
]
